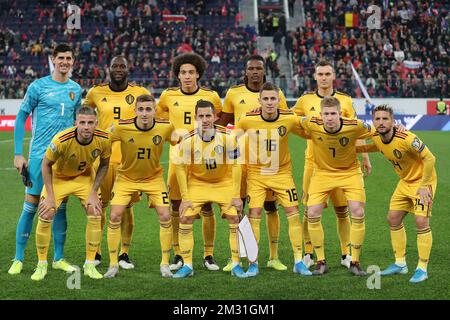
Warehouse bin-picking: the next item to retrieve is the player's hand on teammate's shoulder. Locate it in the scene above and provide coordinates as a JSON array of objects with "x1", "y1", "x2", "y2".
[
  {"x1": 394, "y1": 123, "x2": 407, "y2": 132},
  {"x1": 179, "y1": 200, "x2": 194, "y2": 217},
  {"x1": 13, "y1": 155, "x2": 27, "y2": 172}
]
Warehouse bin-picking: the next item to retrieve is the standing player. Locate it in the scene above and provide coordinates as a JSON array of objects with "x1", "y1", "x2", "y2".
[
  {"x1": 172, "y1": 100, "x2": 247, "y2": 279},
  {"x1": 103, "y1": 95, "x2": 176, "y2": 279},
  {"x1": 84, "y1": 55, "x2": 151, "y2": 269},
  {"x1": 357, "y1": 105, "x2": 436, "y2": 283},
  {"x1": 31, "y1": 107, "x2": 111, "y2": 280},
  {"x1": 300, "y1": 97, "x2": 375, "y2": 276},
  {"x1": 235, "y1": 83, "x2": 312, "y2": 277},
  {"x1": 292, "y1": 60, "x2": 371, "y2": 269},
  {"x1": 9, "y1": 43, "x2": 82, "y2": 275},
  {"x1": 217, "y1": 55, "x2": 289, "y2": 272},
  {"x1": 156, "y1": 53, "x2": 222, "y2": 271}
]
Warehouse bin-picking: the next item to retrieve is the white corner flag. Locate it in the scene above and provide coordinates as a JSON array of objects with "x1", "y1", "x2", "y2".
[
  {"x1": 48, "y1": 55, "x2": 54, "y2": 75},
  {"x1": 351, "y1": 63, "x2": 372, "y2": 104},
  {"x1": 238, "y1": 215, "x2": 258, "y2": 263}
]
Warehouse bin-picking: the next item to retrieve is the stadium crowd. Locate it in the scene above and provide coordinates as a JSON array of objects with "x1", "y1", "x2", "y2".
[
  {"x1": 0, "y1": 0, "x2": 255, "y2": 98},
  {"x1": 290, "y1": 0, "x2": 449, "y2": 98}
]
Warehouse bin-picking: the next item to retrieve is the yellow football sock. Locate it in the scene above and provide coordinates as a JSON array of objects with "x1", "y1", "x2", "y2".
[
  {"x1": 36, "y1": 217, "x2": 52, "y2": 262},
  {"x1": 336, "y1": 210, "x2": 351, "y2": 256},
  {"x1": 417, "y1": 227, "x2": 432, "y2": 271},
  {"x1": 307, "y1": 216, "x2": 325, "y2": 261},
  {"x1": 171, "y1": 210, "x2": 180, "y2": 255},
  {"x1": 303, "y1": 210, "x2": 313, "y2": 255},
  {"x1": 120, "y1": 206, "x2": 134, "y2": 255},
  {"x1": 287, "y1": 212, "x2": 303, "y2": 262},
  {"x1": 179, "y1": 223, "x2": 194, "y2": 266},
  {"x1": 249, "y1": 217, "x2": 261, "y2": 243},
  {"x1": 97, "y1": 205, "x2": 107, "y2": 255},
  {"x1": 202, "y1": 210, "x2": 216, "y2": 258},
  {"x1": 390, "y1": 224, "x2": 407, "y2": 265},
  {"x1": 86, "y1": 216, "x2": 102, "y2": 262},
  {"x1": 107, "y1": 220, "x2": 121, "y2": 266},
  {"x1": 229, "y1": 223, "x2": 240, "y2": 264},
  {"x1": 266, "y1": 210, "x2": 280, "y2": 260},
  {"x1": 350, "y1": 215, "x2": 365, "y2": 262},
  {"x1": 160, "y1": 220, "x2": 173, "y2": 265}
]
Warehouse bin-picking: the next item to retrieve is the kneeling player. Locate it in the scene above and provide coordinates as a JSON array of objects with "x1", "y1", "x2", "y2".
[
  {"x1": 358, "y1": 104, "x2": 437, "y2": 283},
  {"x1": 172, "y1": 100, "x2": 247, "y2": 279},
  {"x1": 104, "y1": 94, "x2": 176, "y2": 278},
  {"x1": 32, "y1": 107, "x2": 111, "y2": 281}
]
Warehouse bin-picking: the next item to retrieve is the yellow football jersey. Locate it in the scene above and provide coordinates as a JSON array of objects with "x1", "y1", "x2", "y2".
[
  {"x1": 111, "y1": 118, "x2": 175, "y2": 181},
  {"x1": 300, "y1": 116, "x2": 374, "y2": 173},
  {"x1": 236, "y1": 109, "x2": 303, "y2": 175},
  {"x1": 156, "y1": 87, "x2": 222, "y2": 137},
  {"x1": 177, "y1": 125, "x2": 239, "y2": 184},
  {"x1": 45, "y1": 127, "x2": 111, "y2": 179},
  {"x1": 293, "y1": 90, "x2": 356, "y2": 163},
  {"x1": 369, "y1": 130, "x2": 437, "y2": 185},
  {"x1": 222, "y1": 84, "x2": 288, "y2": 122},
  {"x1": 84, "y1": 82, "x2": 151, "y2": 163}
]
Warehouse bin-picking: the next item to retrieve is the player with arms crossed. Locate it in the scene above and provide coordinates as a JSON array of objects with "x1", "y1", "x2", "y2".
[
  {"x1": 31, "y1": 107, "x2": 111, "y2": 280},
  {"x1": 84, "y1": 55, "x2": 151, "y2": 269},
  {"x1": 358, "y1": 104, "x2": 437, "y2": 283},
  {"x1": 9, "y1": 43, "x2": 82, "y2": 275},
  {"x1": 217, "y1": 55, "x2": 289, "y2": 272},
  {"x1": 157, "y1": 53, "x2": 222, "y2": 271},
  {"x1": 299, "y1": 96, "x2": 376, "y2": 276},
  {"x1": 292, "y1": 60, "x2": 371, "y2": 269},
  {"x1": 103, "y1": 94, "x2": 176, "y2": 279},
  {"x1": 172, "y1": 100, "x2": 247, "y2": 279},
  {"x1": 236, "y1": 82, "x2": 312, "y2": 277}
]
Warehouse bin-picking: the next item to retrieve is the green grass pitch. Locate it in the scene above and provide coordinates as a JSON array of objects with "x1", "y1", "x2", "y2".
[{"x1": 0, "y1": 131, "x2": 448, "y2": 300}]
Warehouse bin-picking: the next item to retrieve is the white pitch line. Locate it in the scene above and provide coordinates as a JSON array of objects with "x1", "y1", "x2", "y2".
[
  {"x1": 0, "y1": 168, "x2": 16, "y2": 170},
  {"x1": 0, "y1": 137, "x2": 31, "y2": 144}
]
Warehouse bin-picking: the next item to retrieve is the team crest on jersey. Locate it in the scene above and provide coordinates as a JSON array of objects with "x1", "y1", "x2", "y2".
[
  {"x1": 49, "y1": 143, "x2": 57, "y2": 152},
  {"x1": 102, "y1": 97, "x2": 107, "y2": 102},
  {"x1": 214, "y1": 145, "x2": 224, "y2": 155},
  {"x1": 69, "y1": 91, "x2": 75, "y2": 101},
  {"x1": 411, "y1": 137, "x2": 421, "y2": 150},
  {"x1": 125, "y1": 94, "x2": 135, "y2": 105},
  {"x1": 363, "y1": 122, "x2": 372, "y2": 131},
  {"x1": 239, "y1": 99, "x2": 245, "y2": 104},
  {"x1": 153, "y1": 135, "x2": 162, "y2": 145},
  {"x1": 393, "y1": 149, "x2": 402, "y2": 159},
  {"x1": 277, "y1": 125, "x2": 287, "y2": 136},
  {"x1": 173, "y1": 102, "x2": 179, "y2": 107},
  {"x1": 339, "y1": 137, "x2": 349, "y2": 147},
  {"x1": 194, "y1": 150, "x2": 202, "y2": 162},
  {"x1": 309, "y1": 106, "x2": 316, "y2": 111},
  {"x1": 128, "y1": 138, "x2": 135, "y2": 143},
  {"x1": 91, "y1": 149, "x2": 101, "y2": 158}
]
